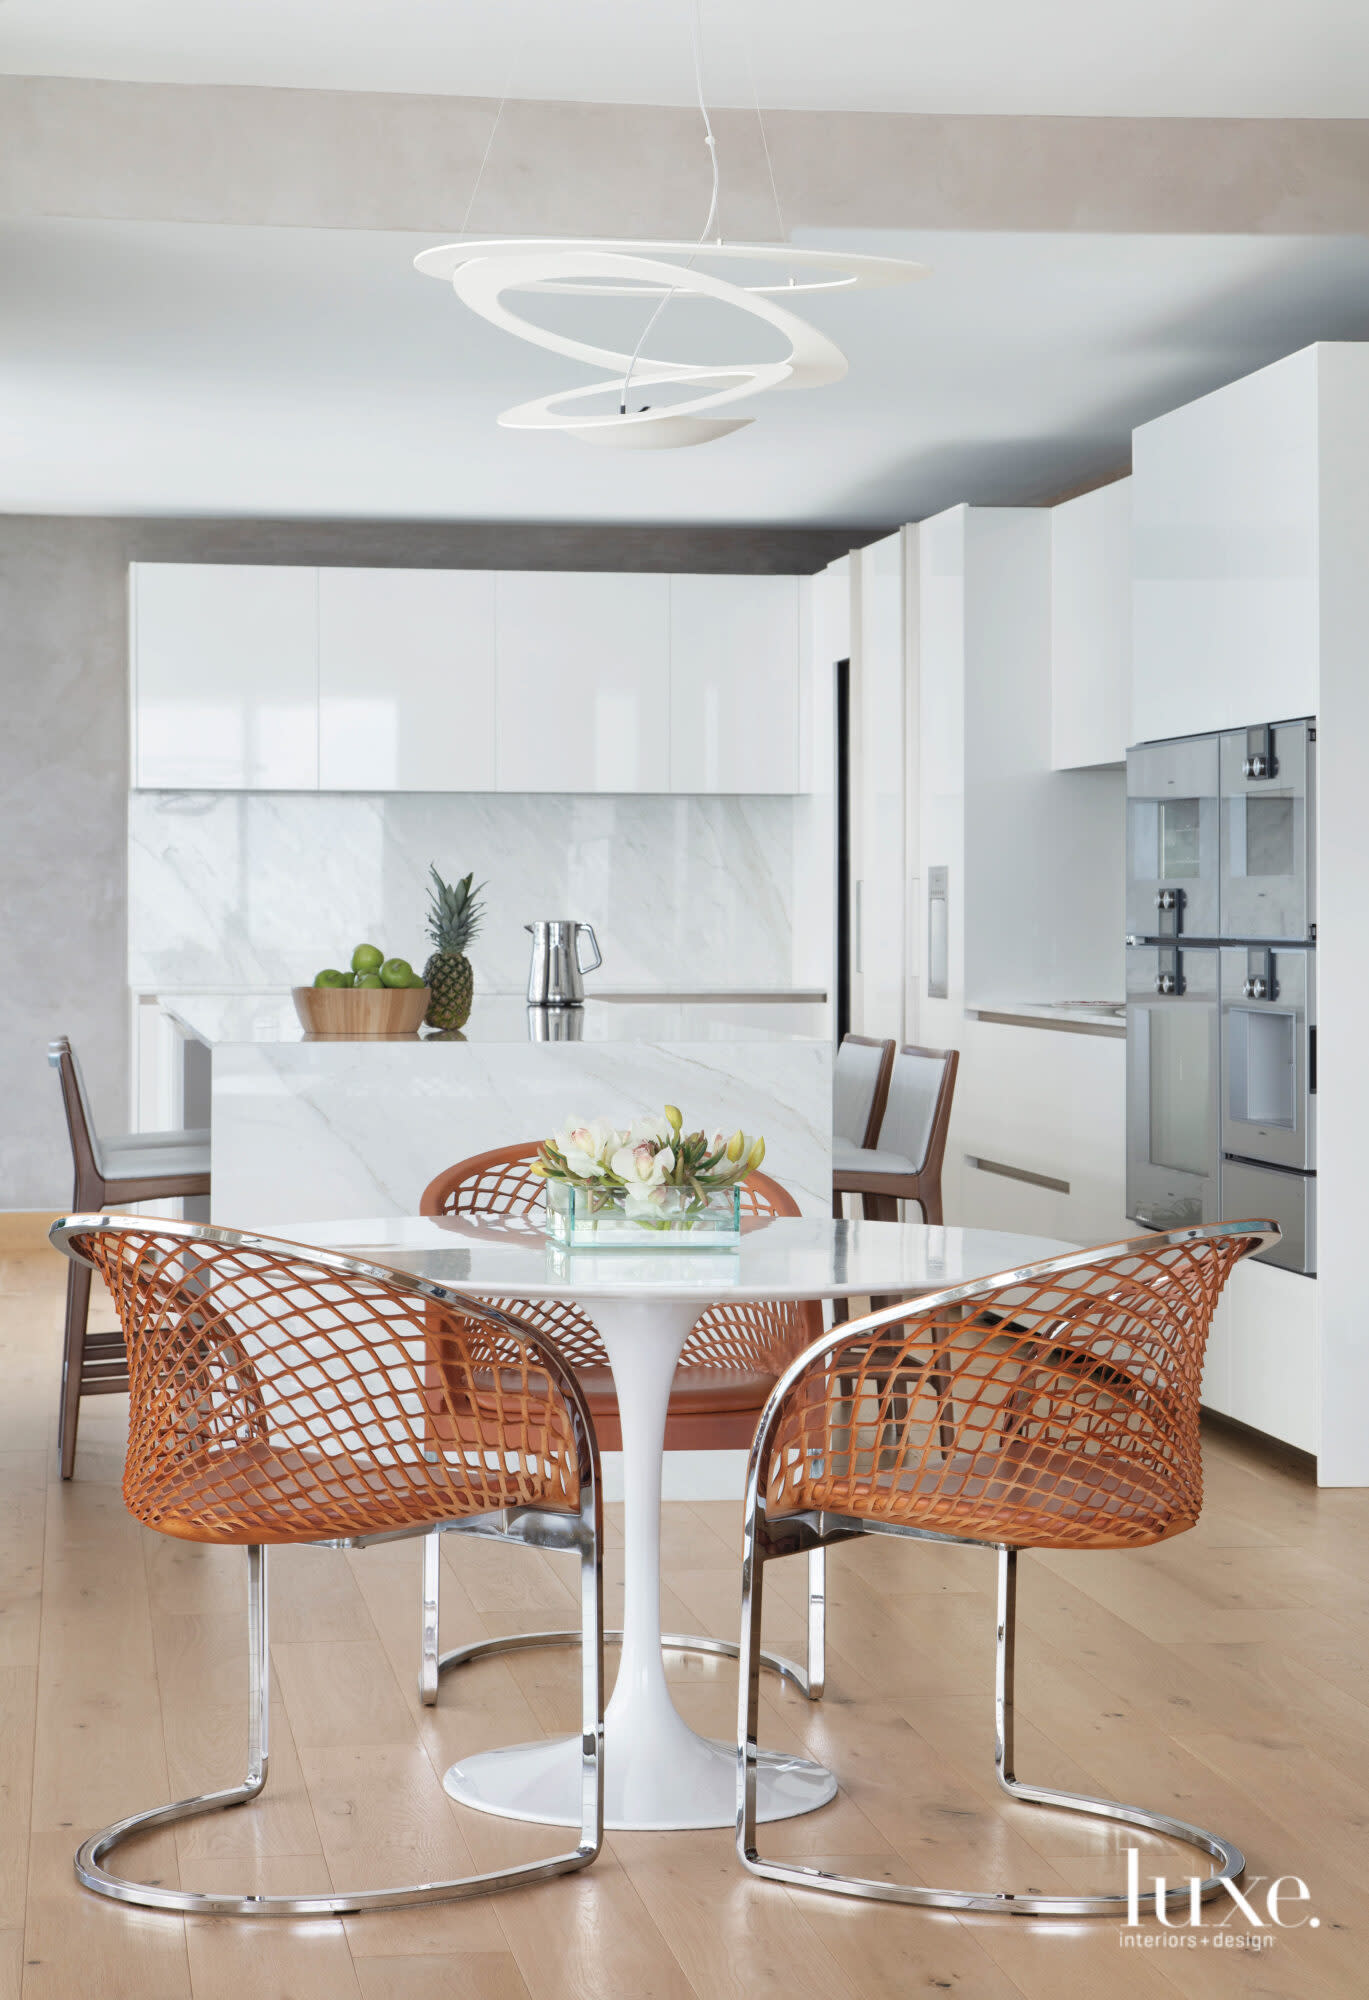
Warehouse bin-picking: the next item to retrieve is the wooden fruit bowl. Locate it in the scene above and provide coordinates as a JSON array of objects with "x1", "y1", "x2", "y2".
[{"x1": 292, "y1": 984, "x2": 430, "y2": 1038}]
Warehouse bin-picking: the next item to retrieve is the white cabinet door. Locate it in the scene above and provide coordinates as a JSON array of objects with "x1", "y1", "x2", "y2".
[
  {"x1": 495, "y1": 572, "x2": 670, "y2": 792},
  {"x1": 1131, "y1": 347, "x2": 1320, "y2": 745},
  {"x1": 1051, "y1": 477, "x2": 1131, "y2": 769},
  {"x1": 132, "y1": 563, "x2": 319, "y2": 789},
  {"x1": 318, "y1": 569, "x2": 496, "y2": 791},
  {"x1": 668, "y1": 575, "x2": 799, "y2": 791}
]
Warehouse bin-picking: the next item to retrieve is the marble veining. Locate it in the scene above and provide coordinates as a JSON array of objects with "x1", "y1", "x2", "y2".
[
  {"x1": 130, "y1": 790, "x2": 813, "y2": 994},
  {"x1": 209, "y1": 1037, "x2": 833, "y2": 1226}
]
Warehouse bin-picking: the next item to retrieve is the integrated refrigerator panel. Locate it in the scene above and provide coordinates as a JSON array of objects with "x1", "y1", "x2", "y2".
[
  {"x1": 1126, "y1": 944, "x2": 1221, "y2": 1230},
  {"x1": 1125, "y1": 736, "x2": 1220, "y2": 940},
  {"x1": 1220, "y1": 947, "x2": 1315, "y2": 1173},
  {"x1": 1218, "y1": 720, "x2": 1315, "y2": 940},
  {"x1": 1220, "y1": 1157, "x2": 1316, "y2": 1276}
]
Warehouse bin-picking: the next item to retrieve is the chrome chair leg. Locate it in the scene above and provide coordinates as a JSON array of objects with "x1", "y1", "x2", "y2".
[
  {"x1": 420, "y1": 1526, "x2": 441, "y2": 1706},
  {"x1": 78, "y1": 1528, "x2": 604, "y2": 1917},
  {"x1": 738, "y1": 1533, "x2": 1246, "y2": 1917},
  {"x1": 421, "y1": 1525, "x2": 824, "y2": 1702},
  {"x1": 805, "y1": 1545, "x2": 826, "y2": 1701}
]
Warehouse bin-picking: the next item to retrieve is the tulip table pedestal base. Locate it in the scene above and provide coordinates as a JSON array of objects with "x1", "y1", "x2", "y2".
[{"x1": 441, "y1": 1295, "x2": 837, "y2": 1831}]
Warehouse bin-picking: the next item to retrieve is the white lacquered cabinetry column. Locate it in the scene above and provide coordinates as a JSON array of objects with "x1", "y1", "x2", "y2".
[
  {"x1": 495, "y1": 572, "x2": 671, "y2": 791},
  {"x1": 131, "y1": 563, "x2": 319, "y2": 789},
  {"x1": 318, "y1": 569, "x2": 496, "y2": 791},
  {"x1": 668, "y1": 575, "x2": 799, "y2": 791}
]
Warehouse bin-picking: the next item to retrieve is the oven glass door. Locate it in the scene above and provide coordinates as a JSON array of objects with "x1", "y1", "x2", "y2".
[
  {"x1": 1126, "y1": 945, "x2": 1221, "y2": 1229},
  {"x1": 1220, "y1": 947, "x2": 1314, "y2": 1171},
  {"x1": 1126, "y1": 737, "x2": 1220, "y2": 939},
  {"x1": 1219, "y1": 721, "x2": 1314, "y2": 940}
]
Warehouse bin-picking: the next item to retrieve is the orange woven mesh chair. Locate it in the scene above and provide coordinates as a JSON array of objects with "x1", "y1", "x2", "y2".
[
  {"x1": 417, "y1": 1143, "x2": 830, "y2": 1703},
  {"x1": 49, "y1": 1213, "x2": 605, "y2": 1920},
  {"x1": 736, "y1": 1219, "x2": 1278, "y2": 1919}
]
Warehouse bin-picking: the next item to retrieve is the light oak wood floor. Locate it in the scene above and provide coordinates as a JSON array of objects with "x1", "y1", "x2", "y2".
[{"x1": 3, "y1": 1247, "x2": 1366, "y2": 1999}]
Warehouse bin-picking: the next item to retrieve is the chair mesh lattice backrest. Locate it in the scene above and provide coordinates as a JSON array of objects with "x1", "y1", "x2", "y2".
[
  {"x1": 69, "y1": 1223, "x2": 582, "y2": 1545},
  {"x1": 763, "y1": 1229, "x2": 1264, "y2": 1551},
  {"x1": 422, "y1": 1146, "x2": 822, "y2": 1373}
]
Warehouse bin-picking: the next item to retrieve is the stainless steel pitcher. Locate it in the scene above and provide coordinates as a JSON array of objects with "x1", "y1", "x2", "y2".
[{"x1": 525, "y1": 920, "x2": 602, "y2": 1007}]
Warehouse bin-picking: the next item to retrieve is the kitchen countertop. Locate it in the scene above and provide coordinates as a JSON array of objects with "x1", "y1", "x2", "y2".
[{"x1": 157, "y1": 990, "x2": 830, "y2": 1049}]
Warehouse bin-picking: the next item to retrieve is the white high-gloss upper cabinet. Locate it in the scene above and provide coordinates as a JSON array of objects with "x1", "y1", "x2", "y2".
[
  {"x1": 1131, "y1": 348, "x2": 1320, "y2": 745},
  {"x1": 318, "y1": 569, "x2": 496, "y2": 791},
  {"x1": 495, "y1": 572, "x2": 671, "y2": 791},
  {"x1": 132, "y1": 563, "x2": 319, "y2": 789},
  {"x1": 668, "y1": 575, "x2": 799, "y2": 791},
  {"x1": 1050, "y1": 477, "x2": 1131, "y2": 769}
]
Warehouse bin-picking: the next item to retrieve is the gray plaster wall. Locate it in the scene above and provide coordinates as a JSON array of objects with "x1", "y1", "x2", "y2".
[{"x1": 0, "y1": 512, "x2": 863, "y2": 1211}]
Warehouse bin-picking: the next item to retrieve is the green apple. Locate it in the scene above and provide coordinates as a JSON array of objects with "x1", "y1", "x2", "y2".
[
  {"x1": 407, "y1": 972, "x2": 428, "y2": 988},
  {"x1": 313, "y1": 968, "x2": 349, "y2": 988},
  {"x1": 351, "y1": 942, "x2": 384, "y2": 975},
  {"x1": 354, "y1": 971, "x2": 384, "y2": 989},
  {"x1": 379, "y1": 956, "x2": 414, "y2": 988}
]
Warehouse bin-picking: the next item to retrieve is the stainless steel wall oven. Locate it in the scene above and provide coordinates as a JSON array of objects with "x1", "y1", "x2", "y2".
[{"x1": 1125, "y1": 719, "x2": 1316, "y2": 1274}]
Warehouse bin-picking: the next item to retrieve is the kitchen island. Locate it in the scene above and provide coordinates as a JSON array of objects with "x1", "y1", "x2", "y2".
[{"x1": 154, "y1": 993, "x2": 833, "y2": 1228}]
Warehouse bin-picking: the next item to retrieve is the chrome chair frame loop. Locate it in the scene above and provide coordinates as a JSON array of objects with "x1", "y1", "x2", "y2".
[
  {"x1": 735, "y1": 1219, "x2": 1278, "y2": 1919},
  {"x1": 53, "y1": 1211, "x2": 607, "y2": 1918}
]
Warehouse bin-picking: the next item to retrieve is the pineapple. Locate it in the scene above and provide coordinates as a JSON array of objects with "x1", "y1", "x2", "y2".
[{"x1": 422, "y1": 866, "x2": 485, "y2": 1030}]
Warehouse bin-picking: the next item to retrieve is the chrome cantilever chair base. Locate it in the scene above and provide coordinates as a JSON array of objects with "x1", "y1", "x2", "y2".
[
  {"x1": 738, "y1": 1519, "x2": 1245, "y2": 1919},
  {"x1": 78, "y1": 1516, "x2": 604, "y2": 1919},
  {"x1": 420, "y1": 1529, "x2": 826, "y2": 1705}
]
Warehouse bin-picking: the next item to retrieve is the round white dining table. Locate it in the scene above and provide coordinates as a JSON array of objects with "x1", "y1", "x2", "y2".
[{"x1": 273, "y1": 1212, "x2": 1074, "y2": 1833}]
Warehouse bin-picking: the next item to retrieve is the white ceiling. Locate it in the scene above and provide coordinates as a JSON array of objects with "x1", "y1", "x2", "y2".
[
  {"x1": 2, "y1": 0, "x2": 1368, "y2": 117},
  {"x1": 4, "y1": 220, "x2": 1369, "y2": 524}
]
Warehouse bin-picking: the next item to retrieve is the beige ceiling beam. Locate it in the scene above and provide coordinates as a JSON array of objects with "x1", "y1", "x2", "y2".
[{"x1": 2, "y1": 74, "x2": 1368, "y2": 235}]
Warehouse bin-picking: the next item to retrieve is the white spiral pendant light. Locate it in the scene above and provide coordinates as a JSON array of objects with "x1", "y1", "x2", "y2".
[
  {"x1": 414, "y1": 239, "x2": 926, "y2": 449},
  {"x1": 415, "y1": 4, "x2": 927, "y2": 449}
]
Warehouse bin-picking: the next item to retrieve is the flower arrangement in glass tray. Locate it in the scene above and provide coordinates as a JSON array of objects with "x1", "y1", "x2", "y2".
[{"x1": 533, "y1": 1107, "x2": 765, "y2": 1248}]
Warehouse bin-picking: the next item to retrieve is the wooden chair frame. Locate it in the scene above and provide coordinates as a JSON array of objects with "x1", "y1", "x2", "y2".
[
  {"x1": 833, "y1": 1042, "x2": 959, "y2": 1226},
  {"x1": 49, "y1": 1212, "x2": 605, "y2": 1919},
  {"x1": 48, "y1": 1036, "x2": 211, "y2": 1479},
  {"x1": 418, "y1": 1142, "x2": 829, "y2": 1706},
  {"x1": 736, "y1": 1219, "x2": 1278, "y2": 1918}
]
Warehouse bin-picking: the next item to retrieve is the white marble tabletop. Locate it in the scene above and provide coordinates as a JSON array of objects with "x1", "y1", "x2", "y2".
[{"x1": 266, "y1": 1214, "x2": 1078, "y2": 1304}]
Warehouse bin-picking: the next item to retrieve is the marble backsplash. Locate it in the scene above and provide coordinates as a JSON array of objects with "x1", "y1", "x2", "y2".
[{"x1": 129, "y1": 790, "x2": 821, "y2": 994}]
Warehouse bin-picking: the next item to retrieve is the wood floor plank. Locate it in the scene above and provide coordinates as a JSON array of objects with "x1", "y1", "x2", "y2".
[
  {"x1": 21, "y1": 1829, "x2": 190, "y2": 2000},
  {"x1": 353, "y1": 1952, "x2": 530, "y2": 2000},
  {"x1": 29, "y1": 1485, "x2": 169, "y2": 1834},
  {"x1": 182, "y1": 1861, "x2": 361, "y2": 2000},
  {"x1": 0, "y1": 1673, "x2": 37, "y2": 1931}
]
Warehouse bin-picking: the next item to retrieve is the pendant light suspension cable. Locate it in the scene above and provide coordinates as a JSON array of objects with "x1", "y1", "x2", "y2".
[
  {"x1": 459, "y1": 37, "x2": 523, "y2": 235},
  {"x1": 618, "y1": 0, "x2": 718, "y2": 415},
  {"x1": 743, "y1": 2, "x2": 787, "y2": 243}
]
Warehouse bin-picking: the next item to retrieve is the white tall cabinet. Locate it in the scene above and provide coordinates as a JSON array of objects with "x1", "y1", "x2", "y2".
[
  {"x1": 1050, "y1": 476, "x2": 1131, "y2": 769},
  {"x1": 1131, "y1": 352, "x2": 1320, "y2": 743},
  {"x1": 1129, "y1": 341, "x2": 1369, "y2": 1483}
]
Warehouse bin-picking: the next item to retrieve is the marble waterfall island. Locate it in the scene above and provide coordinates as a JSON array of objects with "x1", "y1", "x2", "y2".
[{"x1": 160, "y1": 995, "x2": 832, "y2": 1228}]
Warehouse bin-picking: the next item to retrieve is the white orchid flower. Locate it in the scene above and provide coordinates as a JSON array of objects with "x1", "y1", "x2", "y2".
[
  {"x1": 611, "y1": 1139, "x2": 674, "y2": 1191},
  {"x1": 625, "y1": 1112, "x2": 673, "y2": 1149},
  {"x1": 553, "y1": 1116, "x2": 619, "y2": 1179}
]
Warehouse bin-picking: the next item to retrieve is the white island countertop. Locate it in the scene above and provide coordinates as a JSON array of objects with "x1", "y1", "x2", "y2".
[
  {"x1": 154, "y1": 990, "x2": 835, "y2": 1227},
  {"x1": 160, "y1": 991, "x2": 828, "y2": 1048}
]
